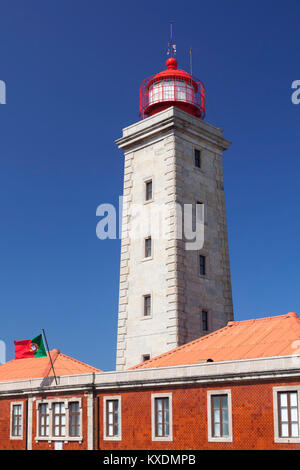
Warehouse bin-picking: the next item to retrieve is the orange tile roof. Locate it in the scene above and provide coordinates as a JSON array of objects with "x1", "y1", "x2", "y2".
[
  {"x1": 131, "y1": 313, "x2": 300, "y2": 370},
  {"x1": 0, "y1": 349, "x2": 102, "y2": 382}
]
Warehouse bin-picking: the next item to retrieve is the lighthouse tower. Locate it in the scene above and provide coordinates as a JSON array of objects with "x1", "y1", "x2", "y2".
[{"x1": 115, "y1": 53, "x2": 234, "y2": 371}]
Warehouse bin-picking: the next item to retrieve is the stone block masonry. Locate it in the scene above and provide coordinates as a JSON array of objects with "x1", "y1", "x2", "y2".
[{"x1": 115, "y1": 107, "x2": 234, "y2": 370}]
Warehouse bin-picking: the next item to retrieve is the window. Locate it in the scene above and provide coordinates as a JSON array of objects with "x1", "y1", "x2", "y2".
[
  {"x1": 199, "y1": 255, "x2": 206, "y2": 276},
  {"x1": 103, "y1": 396, "x2": 122, "y2": 441},
  {"x1": 202, "y1": 310, "x2": 208, "y2": 332},
  {"x1": 273, "y1": 387, "x2": 300, "y2": 443},
  {"x1": 53, "y1": 402, "x2": 66, "y2": 437},
  {"x1": 145, "y1": 180, "x2": 153, "y2": 201},
  {"x1": 39, "y1": 403, "x2": 49, "y2": 437},
  {"x1": 144, "y1": 295, "x2": 151, "y2": 316},
  {"x1": 194, "y1": 149, "x2": 201, "y2": 168},
  {"x1": 11, "y1": 403, "x2": 23, "y2": 439},
  {"x1": 278, "y1": 392, "x2": 299, "y2": 438},
  {"x1": 207, "y1": 390, "x2": 232, "y2": 442},
  {"x1": 151, "y1": 393, "x2": 173, "y2": 441},
  {"x1": 36, "y1": 399, "x2": 82, "y2": 442},
  {"x1": 69, "y1": 402, "x2": 80, "y2": 437},
  {"x1": 145, "y1": 237, "x2": 152, "y2": 258},
  {"x1": 106, "y1": 400, "x2": 119, "y2": 437},
  {"x1": 142, "y1": 354, "x2": 150, "y2": 362},
  {"x1": 211, "y1": 395, "x2": 229, "y2": 437},
  {"x1": 155, "y1": 398, "x2": 169, "y2": 437}
]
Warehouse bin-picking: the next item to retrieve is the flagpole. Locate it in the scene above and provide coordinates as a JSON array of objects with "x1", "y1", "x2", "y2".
[{"x1": 42, "y1": 329, "x2": 58, "y2": 386}]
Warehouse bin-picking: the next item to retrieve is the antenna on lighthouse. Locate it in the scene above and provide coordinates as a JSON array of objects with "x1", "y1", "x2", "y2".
[
  {"x1": 167, "y1": 22, "x2": 176, "y2": 57},
  {"x1": 189, "y1": 46, "x2": 193, "y2": 75}
]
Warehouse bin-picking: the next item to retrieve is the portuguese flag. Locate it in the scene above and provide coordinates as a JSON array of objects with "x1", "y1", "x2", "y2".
[{"x1": 14, "y1": 334, "x2": 47, "y2": 359}]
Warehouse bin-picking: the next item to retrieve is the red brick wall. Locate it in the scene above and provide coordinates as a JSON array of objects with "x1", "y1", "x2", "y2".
[
  {"x1": 1, "y1": 379, "x2": 300, "y2": 450},
  {"x1": 0, "y1": 397, "x2": 27, "y2": 450},
  {"x1": 97, "y1": 379, "x2": 300, "y2": 450}
]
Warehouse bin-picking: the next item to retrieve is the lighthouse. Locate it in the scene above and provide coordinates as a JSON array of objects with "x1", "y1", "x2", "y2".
[{"x1": 115, "y1": 51, "x2": 234, "y2": 371}]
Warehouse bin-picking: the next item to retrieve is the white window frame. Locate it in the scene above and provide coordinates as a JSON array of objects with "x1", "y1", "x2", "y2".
[
  {"x1": 194, "y1": 147, "x2": 202, "y2": 169},
  {"x1": 10, "y1": 401, "x2": 24, "y2": 440},
  {"x1": 103, "y1": 396, "x2": 122, "y2": 441},
  {"x1": 35, "y1": 397, "x2": 83, "y2": 442},
  {"x1": 144, "y1": 177, "x2": 154, "y2": 204},
  {"x1": 201, "y1": 308, "x2": 210, "y2": 334},
  {"x1": 142, "y1": 293, "x2": 152, "y2": 319},
  {"x1": 207, "y1": 390, "x2": 233, "y2": 443},
  {"x1": 151, "y1": 392, "x2": 173, "y2": 442},
  {"x1": 273, "y1": 386, "x2": 300, "y2": 444},
  {"x1": 198, "y1": 252, "x2": 209, "y2": 278},
  {"x1": 141, "y1": 236, "x2": 153, "y2": 262},
  {"x1": 142, "y1": 353, "x2": 151, "y2": 362}
]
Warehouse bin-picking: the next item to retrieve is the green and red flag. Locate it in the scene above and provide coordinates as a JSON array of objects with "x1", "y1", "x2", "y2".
[{"x1": 14, "y1": 334, "x2": 47, "y2": 359}]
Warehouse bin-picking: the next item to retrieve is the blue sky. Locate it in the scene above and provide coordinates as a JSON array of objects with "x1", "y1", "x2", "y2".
[{"x1": 0, "y1": 0, "x2": 299, "y2": 370}]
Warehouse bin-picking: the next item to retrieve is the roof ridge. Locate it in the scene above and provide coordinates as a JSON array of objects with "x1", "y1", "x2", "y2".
[
  {"x1": 131, "y1": 312, "x2": 299, "y2": 370},
  {"x1": 227, "y1": 312, "x2": 298, "y2": 325},
  {"x1": 57, "y1": 351, "x2": 102, "y2": 372},
  {"x1": 0, "y1": 349, "x2": 102, "y2": 373},
  {"x1": 131, "y1": 323, "x2": 233, "y2": 369}
]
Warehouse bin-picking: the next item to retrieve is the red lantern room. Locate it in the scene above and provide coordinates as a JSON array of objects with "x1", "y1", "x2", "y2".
[{"x1": 139, "y1": 57, "x2": 205, "y2": 120}]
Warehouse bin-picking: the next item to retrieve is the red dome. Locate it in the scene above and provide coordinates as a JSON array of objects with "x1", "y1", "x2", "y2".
[
  {"x1": 148, "y1": 58, "x2": 197, "y2": 85},
  {"x1": 140, "y1": 59, "x2": 205, "y2": 119}
]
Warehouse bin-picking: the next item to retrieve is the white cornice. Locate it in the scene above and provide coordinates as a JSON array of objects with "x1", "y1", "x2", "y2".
[
  {"x1": 0, "y1": 355, "x2": 300, "y2": 396},
  {"x1": 115, "y1": 107, "x2": 231, "y2": 153}
]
